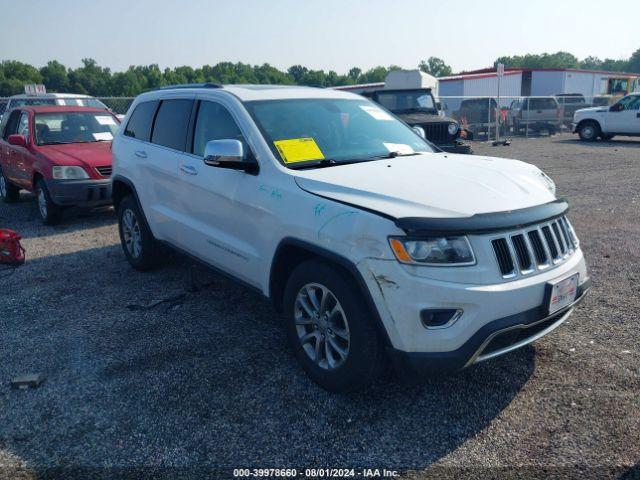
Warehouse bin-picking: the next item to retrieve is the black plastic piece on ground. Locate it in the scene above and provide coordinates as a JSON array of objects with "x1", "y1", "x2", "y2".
[{"x1": 11, "y1": 374, "x2": 45, "y2": 389}]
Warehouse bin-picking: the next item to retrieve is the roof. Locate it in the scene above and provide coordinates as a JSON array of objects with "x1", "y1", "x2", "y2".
[
  {"x1": 440, "y1": 67, "x2": 640, "y2": 82},
  {"x1": 140, "y1": 84, "x2": 360, "y2": 102},
  {"x1": 8, "y1": 92, "x2": 95, "y2": 99},
  {"x1": 19, "y1": 106, "x2": 112, "y2": 114}
]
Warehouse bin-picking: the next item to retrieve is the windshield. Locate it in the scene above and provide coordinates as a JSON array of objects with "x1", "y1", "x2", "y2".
[
  {"x1": 245, "y1": 98, "x2": 435, "y2": 168},
  {"x1": 374, "y1": 90, "x2": 436, "y2": 112},
  {"x1": 34, "y1": 111, "x2": 120, "y2": 145}
]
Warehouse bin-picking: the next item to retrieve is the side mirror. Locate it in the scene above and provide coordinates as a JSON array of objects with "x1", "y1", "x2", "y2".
[
  {"x1": 203, "y1": 139, "x2": 257, "y2": 173},
  {"x1": 412, "y1": 126, "x2": 426, "y2": 139},
  {"x1": 610, "y1": 103, "x2": 624, "y2": 112},
  {"x1": 8, "y1": 134, "x2": 26, "y2": 147}
]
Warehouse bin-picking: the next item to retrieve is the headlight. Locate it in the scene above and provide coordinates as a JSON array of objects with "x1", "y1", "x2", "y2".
[
  {"x1": 52, "y1": 166, "x2": 89, "y2": 180},
  {"x1": 389, "y1": 236, "x2": 475, "y2": 265},
  {"x1": 539, "y1": 170, "x2": 556, "y2": 195},
  {"x1": 447, "y1": 122, "x2": 459, "y2": 136}
]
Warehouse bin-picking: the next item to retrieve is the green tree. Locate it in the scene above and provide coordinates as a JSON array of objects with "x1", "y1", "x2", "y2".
[
  {"x1": 626, "y1": 48, "x2": 640, "y2": 72},
  {"x1": 40, "y1": 60, "x2": 69, "y2": 92},
  {"x1": 67, "y1": 58, "x2": 112, "y2": 95},
  {"x1": 419, "y1": 57, "x2": 452, "y2": 77}
]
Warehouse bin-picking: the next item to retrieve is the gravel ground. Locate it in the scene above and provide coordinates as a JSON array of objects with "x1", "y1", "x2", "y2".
[{"x1": 0, "y1": 135, "x2": 638, "y2": 480}]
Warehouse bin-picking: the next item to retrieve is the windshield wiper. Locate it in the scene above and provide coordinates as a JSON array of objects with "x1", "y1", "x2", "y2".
[
  {"x1": 288, "y1": 158, "x2": 368, "y2": 170},
  {"x1": 368, "y1": 151, "x2": 422, "y2": 160}
]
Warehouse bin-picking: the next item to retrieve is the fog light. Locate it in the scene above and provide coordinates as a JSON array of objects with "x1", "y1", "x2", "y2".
[{"x1": 420, "y1": 308, "x2": 463, "y2": 329}]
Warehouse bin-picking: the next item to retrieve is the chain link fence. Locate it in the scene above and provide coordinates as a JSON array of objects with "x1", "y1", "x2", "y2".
[
  {"x1": 437, "y1": 94, "x2": 618, "y2": 142},
  {"x1": 0, "y1": 93, "x2": 623, "y2": 143},
  {"x1": 0, "y1": 96, "x2": 135, "y2": 117}
]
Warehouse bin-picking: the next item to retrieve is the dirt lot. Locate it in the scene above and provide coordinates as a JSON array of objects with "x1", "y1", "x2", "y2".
[{"x1": 0, "y1": 136, "x2": 639, "y2": 479}]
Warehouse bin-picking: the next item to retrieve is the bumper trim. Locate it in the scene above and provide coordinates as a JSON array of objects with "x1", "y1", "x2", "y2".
[
  {"x1": 388, "y1": 277, "x2": 591, "y2": 378},
  {"x1": 44, "y1": 178, "x2": 112, "y2": 207}
]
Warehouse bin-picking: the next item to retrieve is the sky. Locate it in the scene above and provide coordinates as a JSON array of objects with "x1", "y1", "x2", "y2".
[{"x1": 1, "y1": 0, "x2": 638, "y2": 74}]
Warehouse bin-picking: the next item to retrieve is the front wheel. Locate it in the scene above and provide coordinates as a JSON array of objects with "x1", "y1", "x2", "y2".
[
  {"x1": 578, "y1": 121, "x2": 600, "y2": 141},
  {"x1": 283, "y1": 260, "x2": 386, "y2": 392},
  {"x1": 35, "y1": 179, "x2": 63, "y2": 225},
  {"x1": 0, "y1": 166, "x2": 20, "y2": 203},
  {"x1": 117, "y1": 195, "x2": 161, "y2": 271}
]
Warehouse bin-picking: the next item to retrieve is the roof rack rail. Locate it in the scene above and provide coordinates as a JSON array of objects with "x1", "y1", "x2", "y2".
[{"x1": 158, "y1": 82, "x2": 222, "y2": 90}]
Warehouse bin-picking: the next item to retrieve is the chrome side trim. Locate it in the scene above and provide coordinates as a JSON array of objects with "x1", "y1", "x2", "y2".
[
  {"x1": 473, "y1": 309, "x2": 572, "y2": 365},
  {"x1": 464, "y1": 284, "x2": 590, "y2": 368}
]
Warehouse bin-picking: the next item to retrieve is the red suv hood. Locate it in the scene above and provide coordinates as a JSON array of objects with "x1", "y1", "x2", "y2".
[{"x1": 38, "y1": 142, "x2": 112, "y2": 168}]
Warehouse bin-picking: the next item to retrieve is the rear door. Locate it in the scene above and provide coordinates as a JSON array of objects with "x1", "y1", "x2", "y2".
[
  {"x1": 606, "y1": 95, "x2": 640, "y2": 134},
  {"x1": 138, "y1": 97, "x2": 195, "y2": 241},
  {"x1": 527, "y1": 98, "x2": 558, "y2": 123}
]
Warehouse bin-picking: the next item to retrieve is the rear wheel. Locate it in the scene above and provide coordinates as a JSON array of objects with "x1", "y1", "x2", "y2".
[
  {"x1": 0, "y1": 166, "x2": 20, "y2": 203},
  {"x1": 35, "y1": 179, "x2": 63, "y2": 225},
  {"x1": 117, "y1": 195, "x2": 161, "y2": 271},
  {"x1": 578, "y1": 121, "x2": 600, "y2": 141},
  {"x1": 283, "y1": 259, "x2": 386, "y2": 392}
]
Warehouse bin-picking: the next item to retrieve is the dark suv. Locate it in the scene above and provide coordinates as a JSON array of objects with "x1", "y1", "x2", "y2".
[{"x1": 364, "y1": 89, "x2": 471, "y2": 154}]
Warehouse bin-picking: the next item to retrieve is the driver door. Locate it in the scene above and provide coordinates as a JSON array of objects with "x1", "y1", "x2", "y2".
[
  {"x1": 606, "y1": 95, "x2": 640, "y2": 133},
  {"x1": 175, "y1": 99, "x2": 263, "y2": 287}
]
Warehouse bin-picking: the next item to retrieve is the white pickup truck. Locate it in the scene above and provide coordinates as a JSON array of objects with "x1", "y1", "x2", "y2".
[{"x1": 572, "y1": 93, "x2": 640, "y2": 141}]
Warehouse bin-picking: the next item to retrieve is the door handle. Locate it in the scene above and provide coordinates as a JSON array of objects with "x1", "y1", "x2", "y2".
[
  {"x1": 134, "y1": 150, "x2": 147, "y2": 159},
  {"x1": 637, "y1": 112, "x2": 640, "y2": 118},
  {"x1": 180, "y1": 164, "x2": 198, "y2": 175}
]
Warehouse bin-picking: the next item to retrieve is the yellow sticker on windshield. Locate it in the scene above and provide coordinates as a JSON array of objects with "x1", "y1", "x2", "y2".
[{"x1": 274, "y1": 138, "x2": 325, "y2": 164}]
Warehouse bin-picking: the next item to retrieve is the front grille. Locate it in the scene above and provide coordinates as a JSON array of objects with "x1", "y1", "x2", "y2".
[
  {"x1": 491, "y1": 238, "x2": 515, "y2": 276},
  {"x1": 420, "y1": 122, "x2": 450, "y2": 144},
  {"x1": 490, "y1": 216, "x2": 578, "y2": 278},
  {"x1": 96, "y1": 166, "x2": 112, "y2": 177}
]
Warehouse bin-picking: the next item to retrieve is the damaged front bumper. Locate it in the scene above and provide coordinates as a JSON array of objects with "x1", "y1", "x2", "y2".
[{"x1": 357, "y1": 250, "x2": 589, "y2": 377}]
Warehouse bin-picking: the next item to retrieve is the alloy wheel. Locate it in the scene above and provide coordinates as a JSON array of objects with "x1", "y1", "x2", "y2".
[
  {"x1": 294, "y1": 283, "x2": 350, "y2": 370},
  {"x1": 581, "y1": 125, "x2": 595, "y2": 140},
  {"x1": 37, "y1": 188, "x2": 48, "y2": 219},
  {"x1": 122, "y1": 209, "x2": 142, "y2": 258}
]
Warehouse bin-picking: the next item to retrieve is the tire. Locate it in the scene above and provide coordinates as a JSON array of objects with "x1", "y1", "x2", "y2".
[
  {"x1": 600, "y1": 134, "x2": 615, "y2": 141},
  {"x1": 0, "y1": 166, "x2": 20, "y2": 203},
  {"x1": 282, "y1": 259, "x2": 385, "y2": 392},
  {"x1": 35, "y1": 179, "x2": 63, "y2": 225},
  {"x1": 578, "y1": 121, "x2": 600, "y2": 142},
  {"x1": 117, "y1": 194, "x2": 161, "y2": 271}
]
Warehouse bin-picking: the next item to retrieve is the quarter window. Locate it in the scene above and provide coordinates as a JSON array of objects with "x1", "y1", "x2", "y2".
[
  {"x1": 192, "y1": 101, "x2": 247, "y2": 157},
  {"x1": 151, "y1": 99, "x2": 194, "y2": 151},
  {"x1": 124, "y1": 101, "x2": 159, "y2": 142}
]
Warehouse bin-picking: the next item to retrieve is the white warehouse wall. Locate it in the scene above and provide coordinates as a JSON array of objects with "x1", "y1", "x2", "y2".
[{"x1": 563, "y1": 72, "x2": 598, "y2": 97}]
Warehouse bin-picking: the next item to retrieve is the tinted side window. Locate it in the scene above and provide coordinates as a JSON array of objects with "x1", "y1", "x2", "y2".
[
  {"x1": 124, "y1": 101, "x2": 158, "y2": 141},
  {"x1": 17, "y1": 112, "x2": 30, "y2": 139},
  {"x1": 151, "y1": 99, "x2": 194, "y2": 151},
  {"x1": 530, "y1": 98, "x2": 557, "y2": 110},
  {"x1": 2, "y1": 110, "x2": 22, "y2": 140},
  {"x1": 192, "y1": 101, "x2": 247, "y2": 157}
]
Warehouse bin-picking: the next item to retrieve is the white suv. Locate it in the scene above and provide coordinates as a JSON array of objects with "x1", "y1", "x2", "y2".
[
  {"x1": 573, "y1": 93, "x2": 640, "y2": 141},
  {"x1": 111, "y1": 83, "x2": 590, "y2": 392}
]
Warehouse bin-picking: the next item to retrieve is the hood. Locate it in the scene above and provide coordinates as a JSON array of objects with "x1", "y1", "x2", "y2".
[
  {"x1": 294, "y1": 153, "x2": 556, "y2": 220},
  {"x1": 575, "y1": 106, "x2": 607, "y2": 115},
  {"x1": 397, "y1": 112, "x2": 453, "y2": 125},
  {"x1": 37, "y1": 142, "x2": 112, "y2": 168}
]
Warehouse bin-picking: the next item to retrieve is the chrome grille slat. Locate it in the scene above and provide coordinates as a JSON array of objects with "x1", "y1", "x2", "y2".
[{"x1": 491, "y1": 216, "x2": 578, "y2": 279}]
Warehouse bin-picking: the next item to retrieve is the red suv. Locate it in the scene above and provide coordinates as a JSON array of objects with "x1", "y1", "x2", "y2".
[{"x1": 0, "y1": 106, "x2": 119, "y2": 224}]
